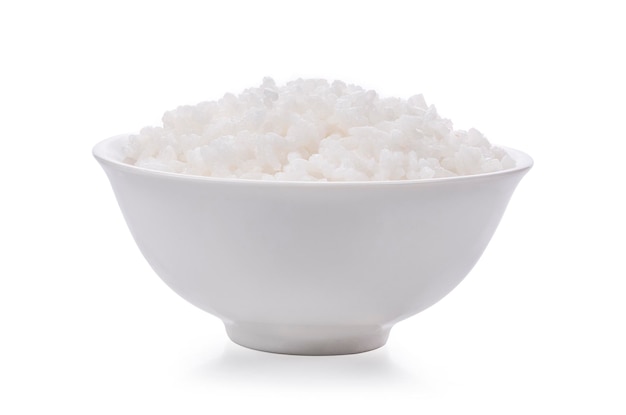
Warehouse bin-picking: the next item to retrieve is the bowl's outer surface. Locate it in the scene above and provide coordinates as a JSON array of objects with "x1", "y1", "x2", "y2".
[{"x1": 94, "y1": 134, "x2": 532, "y2": 354}]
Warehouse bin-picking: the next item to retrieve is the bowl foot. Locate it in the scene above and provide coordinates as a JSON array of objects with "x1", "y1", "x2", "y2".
[{"x1": 224, "y1": 322, "x2": 391, "y2": 355}]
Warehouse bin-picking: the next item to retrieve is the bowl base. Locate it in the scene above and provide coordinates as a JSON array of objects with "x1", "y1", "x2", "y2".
[{"x1": 224, "y1": 322, "x2": 391, "y2": 355}]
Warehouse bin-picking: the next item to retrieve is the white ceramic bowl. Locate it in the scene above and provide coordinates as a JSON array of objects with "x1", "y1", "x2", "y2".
[{"x1": 94, "y1": 134, "x2": 532, "y2": 355}]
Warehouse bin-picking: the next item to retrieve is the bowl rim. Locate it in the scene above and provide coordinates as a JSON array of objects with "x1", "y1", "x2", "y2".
[{"x1": 93, "y1": 134, "x2": 533, "y2": 186}]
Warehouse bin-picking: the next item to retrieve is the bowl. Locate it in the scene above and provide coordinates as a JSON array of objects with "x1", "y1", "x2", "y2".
[{"x1": 93, "y1": 134, "x2": 533, "y2": 355}]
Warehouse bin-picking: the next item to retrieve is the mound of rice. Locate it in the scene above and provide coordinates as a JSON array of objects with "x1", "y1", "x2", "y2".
[{"x1": 124, "y1": 78, "x2": 514, "y2": 181}]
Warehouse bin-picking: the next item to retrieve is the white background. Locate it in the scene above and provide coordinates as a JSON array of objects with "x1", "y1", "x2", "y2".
[{"x1": 1, "y1": 1, "x2": 625, "y2": 413}]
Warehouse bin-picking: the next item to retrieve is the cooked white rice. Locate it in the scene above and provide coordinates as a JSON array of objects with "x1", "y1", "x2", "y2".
[{"x1": 124, "y1": 78, "x2": 515, "y2": 181}]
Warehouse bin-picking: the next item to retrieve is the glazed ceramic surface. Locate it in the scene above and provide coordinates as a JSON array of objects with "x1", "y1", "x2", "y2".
[{"x1": 94, "y1": 134, "x2": 532, "y2": 355}]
